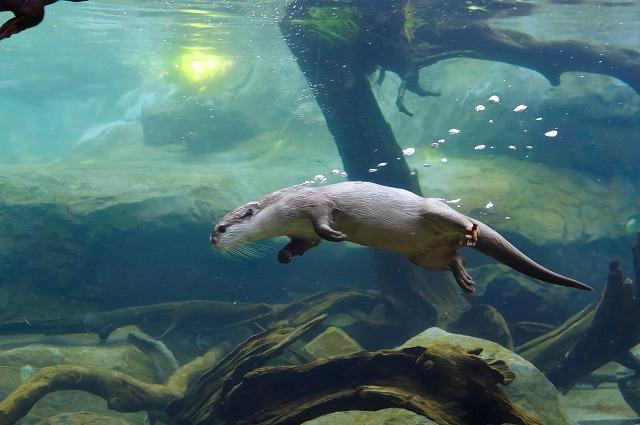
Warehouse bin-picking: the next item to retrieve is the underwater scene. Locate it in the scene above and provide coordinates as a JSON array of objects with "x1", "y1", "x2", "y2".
[{"x1": 0, "y1": 0, "x2": 639, "y2": 423}]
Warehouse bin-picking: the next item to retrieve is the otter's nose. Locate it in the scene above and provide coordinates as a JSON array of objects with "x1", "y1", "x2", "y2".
[{"x1": 209, "y1": 233, "x2": 217, "y2": 245}]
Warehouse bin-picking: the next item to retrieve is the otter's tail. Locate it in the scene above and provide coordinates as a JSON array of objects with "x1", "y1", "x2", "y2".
[{"x1": 472, "y1": 221, "x2": 592, "y2": 291}]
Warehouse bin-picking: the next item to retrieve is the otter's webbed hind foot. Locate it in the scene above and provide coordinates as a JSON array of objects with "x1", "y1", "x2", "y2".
[
  {"x1": 277, "y1": 237, "x2": 320, "y2": 264},
  {"x1": 449, "y1": 256, "x2": 476, "y2": 294}
]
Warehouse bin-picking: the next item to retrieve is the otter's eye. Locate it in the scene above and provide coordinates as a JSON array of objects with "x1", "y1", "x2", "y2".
[
  {"x1": 242, "y1": 208, "x2": 254, "y2": 218},
  {"x1": 218, "y1": 225, "x2": 227, "y2": 233}
]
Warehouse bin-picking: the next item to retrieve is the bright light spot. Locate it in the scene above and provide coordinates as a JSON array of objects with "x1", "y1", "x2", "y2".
[{"x1": 179, "y1": 51, "x2": 232, "y2": 83}]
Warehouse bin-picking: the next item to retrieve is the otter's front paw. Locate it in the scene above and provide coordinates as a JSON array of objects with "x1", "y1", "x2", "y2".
[
  {"x1": 314, "y1": 223, "x2": 347, "y2": 242},
  {"x1": 277, "y1": 248, "x2": 293, "y2": 264}
]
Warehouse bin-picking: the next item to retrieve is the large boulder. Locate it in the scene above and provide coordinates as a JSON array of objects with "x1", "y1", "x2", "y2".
[
  {"x1": 401, "y1": 328, "x2": 577, "y2": 425},
  {"x1": 447, "y1": 304, "x2": 513, "y2": 349},
  {"x1": 381, "y1": 58, "x2": 640, "y2": 177},
  {"x1": 305, "y1": 409, "x2": 435, "y2": 425},
  {"x1": 307, "y1": 327, "x2": 575, "y2": 425},
  {"x1": 469, "y1": 265, "x2": 571, "y2": 325},
  {"x1": 141, "y1": 98, "x2": 258, "y2": 154}
]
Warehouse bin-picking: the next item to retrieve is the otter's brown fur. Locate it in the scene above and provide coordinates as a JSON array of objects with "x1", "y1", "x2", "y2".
[{"x1": 210, "y1": 181, "x2": 592, "y2": 293}]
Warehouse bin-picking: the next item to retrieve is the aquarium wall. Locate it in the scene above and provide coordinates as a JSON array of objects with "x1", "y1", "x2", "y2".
[{"x1": 0, "y1": 0, "x2": 639, "y2": 424}]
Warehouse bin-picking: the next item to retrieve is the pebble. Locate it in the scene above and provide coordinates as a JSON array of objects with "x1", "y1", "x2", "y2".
[
  {"x1": 526, "y1": 145, "x2": 533, "y2": 150},
  {"x1": 339, "y1": 171, "x2": 347, "y2": 177},
  {"x1": 330, "y1": 169, "x2": 340, "y2": 175},
  {"x1": 544, "y1": 129, "x2": 558, "y2": 138},
  {"x1": 475, "y1": 105, "x2": 486, "y2": 112},
  {"x1": 314, "y1": 175, "x2": 327, "y2": 183},
  {"x1": 474, "y1": 144, "x2": 486, "y2": 150},
  {"x1": 430, "y1": 143, "x2": 439, "y2": 149},
  {"x1": 485, "y1": 201, "x2": 494, "y2": 209},
  {"x1": 448, "y1": 128, "x2": 461, "y2": 135},
  {"x1": 535, "y1": 117, "x2": 543, "y2": 121},
  {"x1": 508, "y1": 145, "x2": 517, "y2": 150},
  {"x1": 368, "y1": 168, "x2": 378, "y2": 173},
  {"x1": 423, "y1": 163, "x2": 431, "y2": 168},
  {"x1": 377, "y1": 162, "x2": 388, "y2": 167},
  {"x1": 488, "y1": 95, "x2": 500, "y2": 104},
  {"x1": 513, "y1": 104, "x2": 528, "y2": 112},
  {"x1": 440, "y1": 158, "x2": 448, "y2": 163}
]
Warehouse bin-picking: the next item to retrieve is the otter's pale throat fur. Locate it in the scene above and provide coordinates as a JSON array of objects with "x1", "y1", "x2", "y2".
[{"x1": 210, "y1": 181, "x2": 592, "y2": 293}]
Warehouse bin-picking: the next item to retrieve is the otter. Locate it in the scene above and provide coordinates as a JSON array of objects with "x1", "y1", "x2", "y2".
[
  {"x1": 0, "y1": 0, "x2": 87, "y2": 42},
  {"x1": 210, "y1": 181, "x2": 592, "y2": 294}
]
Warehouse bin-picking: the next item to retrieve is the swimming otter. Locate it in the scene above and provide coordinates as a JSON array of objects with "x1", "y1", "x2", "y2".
[
  {"x1": 210, "y1": 181, "x2": 592, "y2": 294},
  {"x1": 0, "y1": 0, "x2": 87, "y2": 42}
]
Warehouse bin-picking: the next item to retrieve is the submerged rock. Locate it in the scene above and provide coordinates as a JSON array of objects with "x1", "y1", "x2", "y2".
[
  {"x1": 470, "y1": 265, "x2": 570, "y2": 324},
  {"x1": 569, "y1": 379, "x2": 639, "y2": 423},
  {"x1": 36, "y1": 412, "x2": 136, "y2": 425},
  {"x1": 401, "y1": 328, "x2": 577, "y2": 425},
  {"x1": 306, "y1": 408, "x2": 435, "y2": 425},
  {"x1": 303, "y1": 326, "x2": 362, "y2": 358},
  {"x1": 141, "y1": 99, "x2": 257, "y2": 154},
  {"x1": 447, "y1": 304, "x2": 513, "y2": 349},
  {"x1": 309, "y1": 327, "x2": 574, "y2": 425},
  {"x1": 0, "y1": 342, "x2": 154, "y2": 424}
]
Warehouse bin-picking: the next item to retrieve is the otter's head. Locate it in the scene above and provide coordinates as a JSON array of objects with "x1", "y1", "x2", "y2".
[
  {"x1": 210, "y1": 184, "x2": 313, "y2": 254},
  {"x1": 210, "y1": 201, "x2": 263, "y2": 251}
]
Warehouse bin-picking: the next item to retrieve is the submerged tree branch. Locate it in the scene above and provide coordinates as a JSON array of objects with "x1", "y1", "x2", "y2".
[
  {"x1": 0, "y1": 287, "x2": 382, "y2": 341},
  {"x1": 0, "y1": 366, "x2": 178, "y2": 425},
  {"x1": 517, "y1": 235, "x2": 640, "y2": 390},
  {"x1": 406, "y1": 1, "x2": 640, "y2": 93},
  {"x1": 175, "y1": 342, "x2": 540, "y2": 425}
]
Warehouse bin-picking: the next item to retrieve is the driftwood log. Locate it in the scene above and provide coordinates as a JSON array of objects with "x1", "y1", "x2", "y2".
[
  {"x1": 517, "y1": 234, "x2": 640, "y2": 390},
  {"x1": 0, "y1": 283, "x2": 465, "y2": 350},
  {"x1": 0, "y1": 287, "x2": 383, "y2": 342},
  {"x1": 0, "y1": 315, "x2": 538, "y2": 425},
  {"x1": 403, "y1": 0, "x2": 640, "y2": 99},
  {"x1": 172, "y1": 318, "x2": 539, "y2": 425},
  {"x1": 0, "y1": 343, "x2": 228, "y2": 425},
  {"x1": 0, "y1": 299, "x2": 273, "y2": 341}
]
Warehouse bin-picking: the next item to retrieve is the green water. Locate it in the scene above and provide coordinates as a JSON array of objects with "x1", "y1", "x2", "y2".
[{"x1": 0, "y1": 0, "x2": 639, "y2": 424}]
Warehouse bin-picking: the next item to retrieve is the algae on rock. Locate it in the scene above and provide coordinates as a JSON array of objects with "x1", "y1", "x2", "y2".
[{"x1": 402, "y1": 327, "x2": 577, "y2": 425}]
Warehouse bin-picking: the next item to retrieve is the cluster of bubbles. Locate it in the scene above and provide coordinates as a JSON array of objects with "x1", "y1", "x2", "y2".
[{"x1": 303, "y1": 93, "x2": 564, "y2": 219}]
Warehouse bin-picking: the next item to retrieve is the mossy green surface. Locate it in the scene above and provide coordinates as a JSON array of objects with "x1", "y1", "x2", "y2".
[{"x1": 292, "y1": 5, "x2": 361, "y2": 45}]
